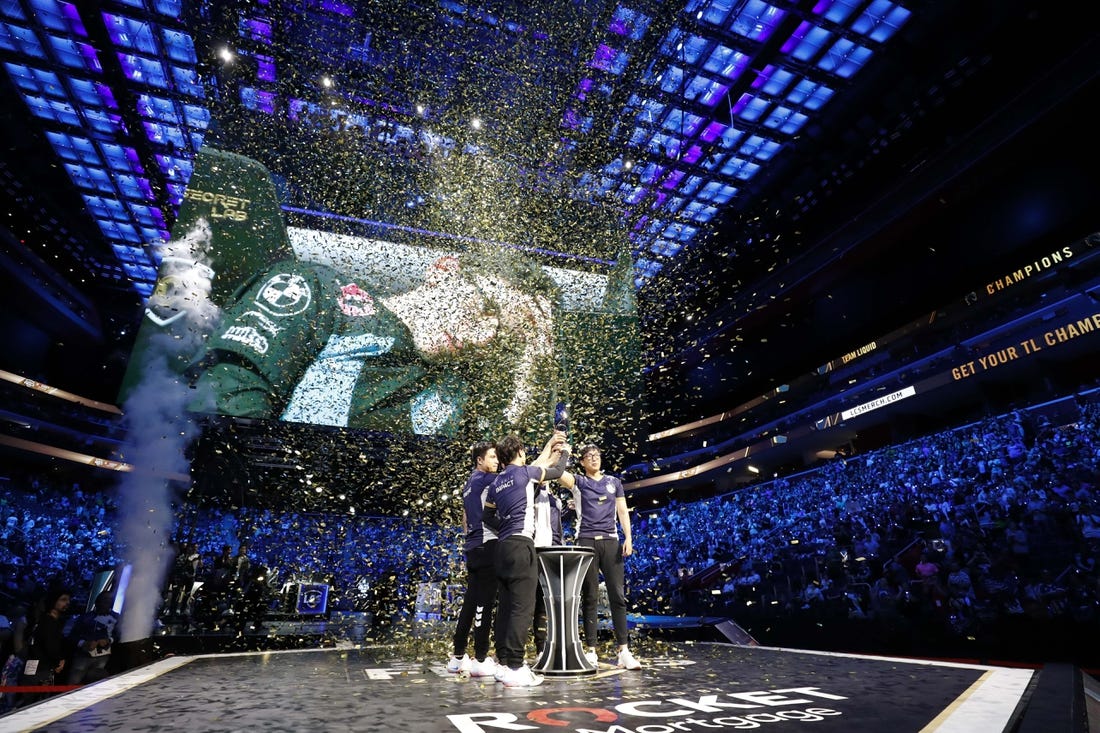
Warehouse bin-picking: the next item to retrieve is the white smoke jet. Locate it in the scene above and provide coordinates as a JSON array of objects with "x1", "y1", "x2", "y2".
[{"x1": 116, "y1": 221, "x2": 218, "y2": 644}]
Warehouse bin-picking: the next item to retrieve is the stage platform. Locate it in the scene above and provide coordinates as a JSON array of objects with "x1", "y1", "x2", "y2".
[{"x1": 2, "y1": 640, "x2": 1087, "y2": 732}]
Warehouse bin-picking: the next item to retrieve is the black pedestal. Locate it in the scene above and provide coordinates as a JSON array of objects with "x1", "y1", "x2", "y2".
[{"x1": 534, "y1": 546, "x2": 597, "y2": 676}]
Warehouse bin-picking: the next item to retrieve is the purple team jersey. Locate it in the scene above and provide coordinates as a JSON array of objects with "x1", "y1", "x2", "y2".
[
  {"x1": 571, "y1": 473, "x2": 624, "y2": 539},
  {"x1": 462, "y1": 469, "x2": 497, "y2": 552},
  {"x1": 487, "y1": 464, "x2": 544, "y2": 541}
]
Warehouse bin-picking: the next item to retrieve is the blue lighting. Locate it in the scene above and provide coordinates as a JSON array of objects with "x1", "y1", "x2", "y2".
[
  {"x1": 2, "y1": 23, "x2": 46, "y2": 58},
  {"x1": 161, "y1": 28, "x2": 196, "y2": 64},
  {"x1": 103, "y1": 13, "x2": 160, "y2": 55},
  {"x1": 610, "y1": 6, "x2": 650, "y2": 40},
  {"x1": 819, "y1": 37, "x2": 872, "y2": 79}
]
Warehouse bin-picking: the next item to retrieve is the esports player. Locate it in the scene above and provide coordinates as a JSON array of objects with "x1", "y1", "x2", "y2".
[
  {"x1": 557, "y1": 443, "x2": 641, "y2": 670},
  {"x1": 187, "y1": 252, "x2": 557, "y2": 440},
  {"x1": 446, "y1": 440, "x2": 501, "y2": 678},
  {"x1": 483, "y1": 431, "x2": 569, "y2": 687}
]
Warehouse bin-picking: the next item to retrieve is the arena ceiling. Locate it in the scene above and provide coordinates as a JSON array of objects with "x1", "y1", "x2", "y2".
[{"x1": 0, "y1": 0, "x2": 1097, "y2": 423}]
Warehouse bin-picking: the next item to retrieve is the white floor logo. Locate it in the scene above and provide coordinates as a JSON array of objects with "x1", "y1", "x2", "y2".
[{"x1": 446, "y1": 687, "x2": 847, "y2": 732}]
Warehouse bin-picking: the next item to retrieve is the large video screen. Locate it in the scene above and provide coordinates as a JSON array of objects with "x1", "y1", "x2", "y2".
[{"x1": 120, "y1": 147, "x2": 641, "y2": 449}]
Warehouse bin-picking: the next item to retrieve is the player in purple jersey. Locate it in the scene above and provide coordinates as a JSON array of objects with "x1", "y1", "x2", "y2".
[
  {"x1": 558, "y1": 443, "x2": 641, "y2": 670},
  {"x1": 446, "y1": 441, "x2": 501, "y2": 678},
  {"x1": 483, "y1": 431, "x2": 570, "y2": 687}
]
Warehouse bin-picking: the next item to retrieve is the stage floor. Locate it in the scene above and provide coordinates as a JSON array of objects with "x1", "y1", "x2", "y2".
[{"x1": 1, "y1": 640, "x2": 1047, "y2": 733}]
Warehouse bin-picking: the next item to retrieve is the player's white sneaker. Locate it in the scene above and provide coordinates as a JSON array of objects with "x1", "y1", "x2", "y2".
[
  {"x1": 470, "y1": 657, "x2": 497, "y2": 678},
  {"x1": 446, "y1": 654, "x2": 471, "y2": 673},
  {"x1": 617, "y1": 648, "x2": 641, "y2": 670},
  {"x1": 584, "y1": 648, "x2": 598, "y2": 666},
  {"x1": 500, "y1": 664, "x2": 544, "y2": 687}
]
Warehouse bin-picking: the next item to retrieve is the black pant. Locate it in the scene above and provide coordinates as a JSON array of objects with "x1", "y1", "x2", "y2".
[
  {"x1": 494, "y1": 535, "x2": 538, "y2": 669},
  {"x1": 452, "y1": 540, "x2": 498, "y2": 661},
  {"x1": 579, "y1": 537, "x2": 629, "y2": 647}
]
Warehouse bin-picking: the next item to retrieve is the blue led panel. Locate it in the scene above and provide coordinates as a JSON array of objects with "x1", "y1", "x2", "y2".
[
  {"x1": 648, "y1": 131, "x2": 678, "y2": 158},
  {"x1": 0, "y1": 0, "x2": 26, "y2": 21},
  {"x1": 686, "y1": 75, "x2": 729, "y2": 107},
  {"x1": 83, "y1": 107, "x2": 124, "y2": 135},
  {"x1": 170, "y1": 65, "x2": 202, "y2": 97},
  {"x1": 666, "y1": 223, "x2": 698, "y2": 241},
  {"x1": 32, "y1": 0, "x2": 86, "y2": 36},
  {"x1": 729, "y1": 0, "x2": 785, "y2": 42},
  {"x1": 123, "y1": 263, "x2": 158, "y2": 280},
  {"x1": 658, "y1": 65, "x2": 686, "y2": 94},
  {"x1": 49, "y1": 36, "x2": 101, "y2": 71},
  {"x1": 610, "y1": 5, "x2": 651, "y2": 40},
  {"x1": 255, "y1": 54, "x2": 276, "y2": 82},
  {"x1": 787, "y1": 79, "x2": 833, "y2": 110},
  {"x1": 633, "y1": 96, "x2": 666, "y2": 125},
  {"x1": 757, "y1": 65, "x2": 794, "y2": 96},
  {"x1": 166, "y1": 182, "x2": 186, "y2": 206},
  {"x1": 25, "y1": 94, "x2": 80, "y2": 125},
  {"x1": 127, "y1": 202, "x2": 160, "y2": 225},
  {"x1": 2, "y1": 23, "x2": 46, "y2": 58},
  {"x1": 736, "y1": 94, "x2": 770, "y2": 122},
  {"x1": 650, "y1": 239, "x2": 682, "y2": 257},
  {"x1": 64, "y1": 163, "x2": 112, "y2": 193},
  {"x1": 694, "y1": 0, "x2": 738, "y2": 27},
  {"x1": 720, "y1": 156, "x2": 761, "y2": 180},
  {"x1": 854, "y1": 1, "x2": 910, "y2": 42},
  {"x1": 239, "y1": 17, "x2": 273, "y2": 43},
  {"x1": 820, "y1": 0, "x2": 860, "y2": 25},
  {"x1": 137, "y1": 93, "x2": 180, "y2": 123},
  {"x1": 118, "y1": 53, "x2": 168, "y2": 87},
  {"x1": 112, "y1": 243, "x2": 150, "y2": 263},
  {"x1": 142, "y1": 120, "x2": 186, "y2": 148},
  {"x1": 47, "y1": 131, "x2": 100, "y2": 165},
  {"x1": 703, "y1": 44, "x2": 747, "y2": 81},
  {"x1": 591, "y1": 43, "x2": 629, "y2": 74},
  {"x1": 819, "y1": 38, "x2": 872, "y2": 78},
  {"x1": 663, "y1": 195, "x2": 685, "y2": 213},
  {"x1": 240, "y1": 86, "x2": 276, "y2": 113},
  {"x1": 88, "y1": 196, "x2": 124, "y2": 220},
  {"x1": 741, "y1": 134, "x2": 781, "y2": 161},
  {"x1": 160, "y1": 28, "x2": 195, "y2": 64},
  {"x1": 683, "y1": 200, "x2": 718, "y2": 222},
  {"x1": 702, "y1": 152, "x2": 726, "y2": 171},
  {"x1": 634, "y1": 258, "x2": 662, "y2": 278},
  {"x1": 662, "y1": 108, "x2": 702, "y2": 137},
  {"x1": 152, "y1": 0, "x2": 183, "y2": 19},
  {"x1": 763, "y1": 105, "x2": 808, "y2": 134},
  {"x1": 103, "y1": 13, "x2": 158, "y2": 54},
  {"x1": 98, "y1": 142, "x2": 137, "y2": 173},
  {"x1": 601, "y1": 158, "x2": 633, "y2": 176},
  {"x1": 786, "y1": 23, "x2": 831, "y2": 63},
  {"x1": 155, "y1": 153, "x2": 192, "y2": 182},
  {"x1": 69, "y1": 77, "x2": 105, "y2": 106}
]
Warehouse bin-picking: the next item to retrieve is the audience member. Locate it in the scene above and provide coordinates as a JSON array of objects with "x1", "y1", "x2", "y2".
[{"x1": 66, "y1": 591, "x2": 120, "y2": 685}]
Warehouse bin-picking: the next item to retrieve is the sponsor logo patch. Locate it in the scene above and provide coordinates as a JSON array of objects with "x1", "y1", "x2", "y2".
[
  {"x1": 256, "y1": 273, "x2": 312, "y2": 316},
  {"x1": 222, "y1": 325, "x2": 268, "y2": 354},
  {"x1": 338, "y1": 283, "x2": 376, "y2": 317}
]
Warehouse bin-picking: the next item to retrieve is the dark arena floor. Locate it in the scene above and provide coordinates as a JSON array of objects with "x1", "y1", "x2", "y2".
[{"x1": 1, "y1": 624, "x2": 1094, "y2": 733}]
